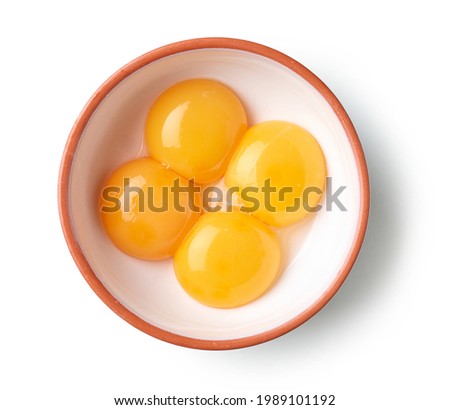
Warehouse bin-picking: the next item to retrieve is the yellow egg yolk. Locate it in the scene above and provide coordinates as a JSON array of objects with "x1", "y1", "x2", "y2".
[
  {"x1": 145, "y1": 79, "x2": 247, "y2": 185},
  {"x1": 174, "y1": 211, "x2": 282, "y2": 308},
  {"x1": 99, "y1": 157, "x2": 201, "y2": 260},
  {"x1": 225, "y1": 121, "x2": 326, "y2": 226}
]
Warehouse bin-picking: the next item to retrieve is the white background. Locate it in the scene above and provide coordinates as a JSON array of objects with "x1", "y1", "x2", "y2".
[{"x1": 1, "y1": 1, "x2": 449, "y2": 409}]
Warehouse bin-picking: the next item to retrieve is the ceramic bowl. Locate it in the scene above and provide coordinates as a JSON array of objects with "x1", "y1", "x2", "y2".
[{"x1": 58, "y1": 38, "x2": 369, "y2": 350}]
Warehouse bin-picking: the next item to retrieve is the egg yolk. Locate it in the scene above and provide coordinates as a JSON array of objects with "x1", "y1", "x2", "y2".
[
  {"x1": 174, "y1": 211, "x2": 281, "y2": 308},
  {"x1": 145, "y1": 79, "x2": 247, "y2": 185},
  {"x1": 225, "y1": 121, "x2": 326, "y2": 226},
  {"x1": 99, "y1": 157, "x2": 201, "y2": 260}
]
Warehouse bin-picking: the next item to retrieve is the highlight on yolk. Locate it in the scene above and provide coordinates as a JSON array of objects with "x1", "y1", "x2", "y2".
[
  {"x1": 225, "y1": 121, "x2": 326, "y2": 227},
  {"x1": 99, "y1": 157, "x2": 201, "y2": 260},
  {"x1": 145, "y1": 79, "x2": 247, "y2": 185},
  {"x1": 174, "y1": 211, "x2": 282, "y2": 308}
]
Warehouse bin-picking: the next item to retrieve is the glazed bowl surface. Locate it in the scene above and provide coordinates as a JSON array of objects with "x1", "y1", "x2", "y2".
[{"x1": 59, "y1": 38, "x2": 369, "y2": 350}]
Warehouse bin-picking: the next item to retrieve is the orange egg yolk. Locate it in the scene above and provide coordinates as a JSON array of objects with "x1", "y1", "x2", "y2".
[
  {"x1": 99, "y1": 157, "x2": 201, "y2": 260},
  {"x1": 225, "y1": 121, "x2": 326, "y2": 226},
  {"x1": 174, "y1": 211, "x2": 282, "y2": 308},
  {"x1": 145, "y1": 79, "x2": 247, "y2": 185}
]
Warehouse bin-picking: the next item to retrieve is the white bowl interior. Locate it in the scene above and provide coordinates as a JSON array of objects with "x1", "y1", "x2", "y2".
[{"x1": 69, "y1": 49, "x2": 361, "y2": 340}]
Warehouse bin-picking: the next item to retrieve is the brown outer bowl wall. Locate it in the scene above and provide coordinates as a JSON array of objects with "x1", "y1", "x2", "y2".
[{"x1": 58, "y1": 37, "x2": 370, "y2": 350}]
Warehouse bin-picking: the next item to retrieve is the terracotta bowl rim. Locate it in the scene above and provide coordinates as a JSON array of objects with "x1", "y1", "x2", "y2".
[{"x1": 58, "y1": 37, "x2": 370, "y2": 350}]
